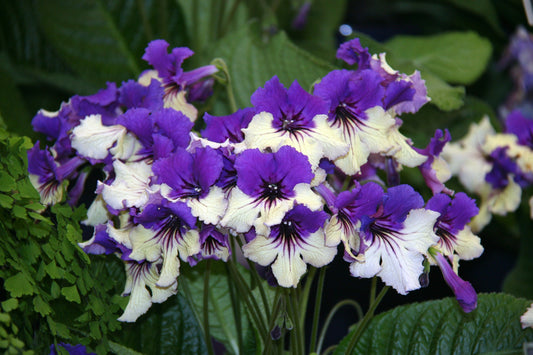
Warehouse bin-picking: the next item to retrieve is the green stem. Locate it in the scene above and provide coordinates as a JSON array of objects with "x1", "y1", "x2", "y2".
[
  {"x1": 264, "y1": 289, "x2": 283, "y2": 355},
  {"x1": 227, "y1": 260, "x2": 268, "y2": 339},
  {"x1": 299, "y1": 267, "x2": 317, "y2": 326},
  {"x1": 344, "y1": 285, "x2": 390, "y2": 354},
  {"x1": 203, "y1": 260, "x2": 215, "y2": 355},
  {"x1": 286, "y1": 288, "x2": 302, "y2": 355},
  {"x1": 369, "y1": 277, "x2": 377, "y2": 304},
  {"x1": 225, "y1": 263, "x2": 244, "y2": 353},
  {"x1": 316, "y1": 299, "x2": 363, "y2": 354},
  {"x1": 309, "y1": 267, "x2": 326, "y2": 352}
]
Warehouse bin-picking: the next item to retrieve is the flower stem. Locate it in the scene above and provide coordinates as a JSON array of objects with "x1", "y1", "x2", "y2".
[
  {"x1": 203, "y1": 259, "x2": 215, "y2": 355},
  {"x1": 344, "y1": 285, "x2": 390, "y2": 354},
  {"x1": 309, "y1": 267, "x2": 326, "y2": 352},
  {"x1": 316, "y1": 299, "x2": 363, "y2": 354}
]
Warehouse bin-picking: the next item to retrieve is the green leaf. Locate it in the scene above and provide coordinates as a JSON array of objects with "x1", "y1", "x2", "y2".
[
  {"x1": 0, "y1": 58, "x2": 33, "y2": 137},
  {"x1": 4, "y1": 272, "x2": 34, "y2": 297},
  {"x1": 287, "y1": 0, "x2": 347, "y2": 61},
  {"x1": 61, "y1": 285, "x2": 81, "y2": 304},
  {"x1": 177, "y1": 0, "x2": 248, "y2": 54},
  {"x1": 108, "y1": 341, "x2": 145, "y2": 355},
  {"x1": 386, "y1": 31, "x2": 492, "y2": 85},
  {"x1": 334, "y1": 293, "x2": 533, "y2": 355},
  {"x1": 384, "y1": 31, "x2": 492, "y2": 111},
  {"x1": 212, "y1": 23, "x2": 335, "y2": 110},
  {"x1": 35, "y1": 0, "x2": 140, "y2": 86},
  {"x1": 1, "y1": 299, "x2": 19, "y2": 312},
  {"x1": 0, "y1": 171, "x2": 16, "y2": 192},
  {"x1": 0, "y1": 194, "x2": 14, "y2": 208},
  {"x1": 118, "y1": 294, "x2": 207, "y2": 355},
  {"x1": 33, "y1": 296, "x2": 52, "y2": 316}
]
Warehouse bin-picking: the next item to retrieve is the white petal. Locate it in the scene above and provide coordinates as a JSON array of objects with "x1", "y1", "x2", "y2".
[
  {"x1": 220, "y1": 188, "x2": 261, "y2": 233},
  {"x1": 164, "y1": 90, "x2": 197, "y2": 121},
  {"x1": 521, "y1": 303, "x2": 533, "y2": 329},
  {"x1": 271, "y1": 252, "x2": 307, "y2": 288},
  {"x1": 187, "y1": 186, "x2": 227, "y2": 225},
  {"x1": 334, "y1": 133, "x2": 370, "y2": 175},
  {"x1": 453, "y1": 226, "x2": 483, "y2": 261},
  {"x1": 293, "y1": 183, "x2": 323, "y2": 211},
  {"x1": 242, "y1": 112, "x2": 286, "y2": 151},
  {"x1": 118, "y1": 277, "x2": 152, "y2": 322},
  {"x1": 488, "y1": 178, "x2": 521, "y2": 215},
  {"x1": 385, "y1": 128, "x2": 427, "y2": 167},
  {"x1": 299, "y1": 230, "x2": 338, "y2": 268},
  {"x1": 71, "y1": 114, "x2": 126, "y2": 160},
  {"x1": 29, "y1": 174, "x2": 63, "y2": 206},
  {"x1": 359, "y1": 106, "x2": 397, "y2": 154},
  {"x1": 242, "y1": 235, "x2": 279, "y2": 267},
  {"x1": 127, "y1": 225, "x2": 161, "y2": 262},
  {"x1": 157, "y1": 243, "x2": 181, "y2": 287},
  {"x1": 82, "y1": 195, "x2": 109, "y2": 226},
  {"x1": 101, "y1": 160, "x2": 152, "y2": 210}
]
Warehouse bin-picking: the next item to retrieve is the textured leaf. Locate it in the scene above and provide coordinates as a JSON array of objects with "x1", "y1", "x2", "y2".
[
  {"x1": 117, "y1": 294, "x2": 207, "y2": 355},
  {"x1": 177, "y1": 0, "x2": 248, "y2": 54},
  {"x1": 382, "y1": 31, "x2": 491, "y2": 111},
  {"x1": 33, "y1": 296, "x2": 52, "y2": 316},
  {"x1": 334, "y1": 293, "x2": 533, "y2": 355},
  {"x1": 212, "y1": 24, "x2": 335, "y2": 110},
  {"x1": 386, "y1": 31, "x2": 492, "y2": 85},
  {"x1": 4, "y1": 272, "x2": 34, "y2": 298},
  {"x1": 35, "y1": 0, "x2": 141, "y2": 86},
  {"x1": 61, "y1": 285, "x2": 81, "y2": 304},
  {"x1": 287, "y1": 0, "x2": 348, "y2": 61},
  {"x1": 1, "y1": 299, "x2": 19, "y2": 312}
]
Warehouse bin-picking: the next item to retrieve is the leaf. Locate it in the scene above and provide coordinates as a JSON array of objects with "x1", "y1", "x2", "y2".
[
  {"x1": 177, "y1": 0, "x2": 248, "y2": 54},
  {"x1": 287, "y1": 0, "x2": 348, "y2": 61},
  {"x1": 212, "y1": 23, "x2": 336, "y2": 110},
  {"x1": 35, "y1": 0, "x2": 141, "y2": 86},
  {"x1": 4, "y1": 272, "x2": 34, "y2": 298},
  {"x1": 334, "y1": 293, "x2": 533, "y2": 355},
  {"x1": 61, "y1": 285, "x2": 81, "y2": 304},
  {"x1": 33, "y1": 296, "x2": 52, "y2": 316},
  {"x1": 0, "y1": 171, "x2": 16, "y2": 192},
  {"x1": 116, "y1": 294, "x2": 207, "y2": 355},
  {"x1": 386, "y1": 31, "x2": 492, "y2": 85},
  {"x1": 108, "y1": 341, "x2": 145, "y2": 355},
  {"x1": 383, "y1": 31, "x2": 492, "y2": 111},
  {"x1": 0, "y1": 194, "x2": 13, "y2": 208},
  {"x1": 1, "y1": 299, "x2": 19, "y2": 312},
  {"x1": 0, "y1": 63, "x2": 33, "y2": 137}
]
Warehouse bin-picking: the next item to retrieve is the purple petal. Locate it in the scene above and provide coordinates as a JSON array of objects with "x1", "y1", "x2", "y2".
[
  {"x1": 152, "y1": 108, "x2": 193, "y2": 149},
  {"x1": 505, "y1": 109, "x2": 533, "y2": 148},
  {"x1": 202, "y1": 108, "x2": 255, "y2": 143},
  {"x1": 119, "y1": 78, "x2": 164, "y2": 110},
  {"x1": 435, "y1": 253, "x2": 477, "y2": 313},
  {"x1": 383, "y1": 80, "x2": 415, "y2": 110},
  {"x1": 336, "y1": 38, "x2": 372, "y2": 68},
  {"x1": 381, "y1": 184, "x2": 424, "y2": 223}
]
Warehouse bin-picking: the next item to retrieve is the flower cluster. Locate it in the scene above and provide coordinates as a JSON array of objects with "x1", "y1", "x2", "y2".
[{"x1": 29, "y1": 38, "x2": 483, "y2": 321}]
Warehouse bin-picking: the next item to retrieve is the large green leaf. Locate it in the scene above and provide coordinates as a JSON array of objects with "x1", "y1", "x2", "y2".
[
  {"x1": 116, "y1": 294, "x2": 207, "y2": 355},
  {"x1": 383, "y1": 31, "x2": 492, "y2": 111},
  {"x1": 211, "y1": 23, "x2": 336, "y2": 110},
  {"x1": 180, "y1": 261, "x2": 275, "y2": 355},
  {"x1": 284, "y1": 0, "x2": 348, "y2": 61},
  {"x1": 34, "y1": 0, "x2": 187, "y2": 88},
  {"x1": 176, "y1": 0, "x2": 249, "y2": 55},
  {"x1": 444, "y1": 0, "x2": 504, "y2": 35},
  {"x1": 334, "y1": 293, "x2": 533, "y2": 355}
]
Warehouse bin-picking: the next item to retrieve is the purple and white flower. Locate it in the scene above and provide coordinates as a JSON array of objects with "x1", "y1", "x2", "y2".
[
  {"x1": 243, "y1": 204, "x2": 336, "y2": 287},
  {"x1": 220, "y1": 146, "x2": 322, "y2": 235}
]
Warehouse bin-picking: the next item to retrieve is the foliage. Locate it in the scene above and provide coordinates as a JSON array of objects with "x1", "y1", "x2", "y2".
[{"x1": 0, "y1": 127, "x2": 124, "y2": 353}]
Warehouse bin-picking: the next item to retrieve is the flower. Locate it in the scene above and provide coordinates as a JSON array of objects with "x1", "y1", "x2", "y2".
[
  {"x1": 242, "y1": 76, "x2": 348, "y2": 171},
  {"x1": 347, "y1": 184, "x2": 440, "y2": 294},
  {"x1": 141, "y1": 39, "x2": 218, "y2": 120},
  {"x1": 220, "y1": 145, "x2": 322, "y2": 235},
  {"x1": 242, "y1": 204, "x2": 336, "y2": 287}
]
